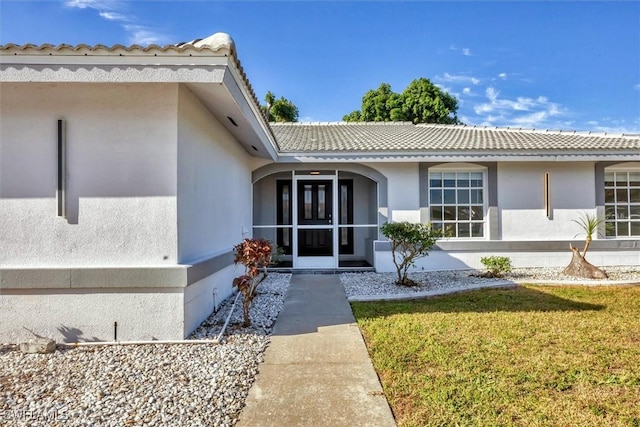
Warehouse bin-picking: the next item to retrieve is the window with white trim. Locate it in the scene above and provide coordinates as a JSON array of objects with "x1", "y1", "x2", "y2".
[
  {"x1": 604, "y1": 170, "x2": 640, "y2": 237},
  {"x1": 429, "y1": 171, "x2": 485, "y2": 238}
]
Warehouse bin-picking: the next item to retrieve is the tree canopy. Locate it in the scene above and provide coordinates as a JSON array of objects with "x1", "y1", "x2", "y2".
[
  {"x1": 343, "y1": 78, "x2": 461, "y2": 125},
  {"x1": 262, "y1": 91, "x2": 299, "y2": 122}
]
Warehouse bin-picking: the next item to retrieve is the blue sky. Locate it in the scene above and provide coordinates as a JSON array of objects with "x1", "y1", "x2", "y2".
[{"x1": 2, "y1": 1, "x2": 639, "y2": 133}]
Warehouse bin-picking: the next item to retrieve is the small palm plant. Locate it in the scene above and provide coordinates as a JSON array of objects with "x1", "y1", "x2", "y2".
[
  {"x1": 572, "y1": 212, "x2": 603, "y2": 257},
  {"x1": 563, "y1": 212, "x2": 607, "y2": 279}
]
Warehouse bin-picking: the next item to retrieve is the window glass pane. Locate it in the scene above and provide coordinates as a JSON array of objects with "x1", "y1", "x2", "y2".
[
  {"x1": 615, "y1": 172, "x2": 628, "y2": 184},
  {"x1": 430, "y1": 206, "x2": 443, "y2": 221},
  {"x1": 304, "y1": 185, "x2": 312, "y2": 219},
  {"x1": 457, "y1": 189, "x2": 470, "y2": 204},
  {"x1": 430, "y1": 189, "x2": 442, "y2": 204},
  {"x1": 432, "y1": 222, "x2": 443, "y2": 233},
  {"x1": 631, "y1": 206, "x2": 640, "y2": 217},
  {"x1": 457, "y1": 173, "x2": 470, "y2": 187},
  {"x1": 429, "y1": 173, "x2": 442, "y2": 188},
  {"x1": 470, "y1": 173, "x2": 483, "y2": 187},
  {"x1": 340, "y1": 185, "x2": 348, "y2": 224},
  {"x1": 444, "y1": 207, "x2": 456, "y2": 221},
  {"x1": 444, "y1": 189, "x2": 456, "y2": 204},
  {"x1": 282, "y1": 185, "x2": 290, "y2": 224},
  {"x1": 605, "y1": 206, "x2": 616, "y2": 220},
  {"x1": 470, "y1": 189, "x2": 483, "y2": 204},
  {"x1": 631, "y1": 222, "x2": 640, "y2": 236},
  {"x1": 318, "y1": 185, "x2": 326, "y2": 219},
  {"x1": 471, "y1": 206, "x2": 484, "y2": 220},
  {"x1": 471, "y1": 223, "x2": 484, "y2": 237},
  {"x1": 457, "y1": 206, "x2": 470, "y2": 220},
  {"x1": 443, "y1": 173, "x2": 456, "y2": 187},
  {"x1": 616, "y1": 189, "x2": 628, "y2": 203},
  {"x1": 605, "y1": 221, "x2": 616, "y2": 237},
  {"x1": 604, "y1": 189, "x2": 615, "y2": 204},
  {"x1": 283, "y1": 228, "x2": 290, "y2": 247},
  {"x1": 617, "y1": 206, "x2": 629, "y2": 219},
  {"x1": 630, "y1": 172, "x2": 640, "y2": 187},
  {"x1": 341, "y1": 228, "x2": 349, "y2": 245},
  {"x1": 618, "y1": 221, "x2": 629, "y2": 236},
  {"x1": 444, "y1": 223, "x2": 456, "y2": 237},
  {"x1": 630, "y1": 188, "x2": 640, "y2": 203},
  {"x1": 604, "y1": 172, "x2": 615, "y2": 187},
  {"x1": 458, "y1": 223, "x2": 470, "y2": 238}
]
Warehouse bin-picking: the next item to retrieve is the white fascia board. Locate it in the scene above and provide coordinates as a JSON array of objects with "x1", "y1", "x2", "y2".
[
  {"x1": 0, "y1": 63, "x2": 228, "y2": 83},
  {"x1": 276, "y1": 152, "x2": 640, "y2": 163}
]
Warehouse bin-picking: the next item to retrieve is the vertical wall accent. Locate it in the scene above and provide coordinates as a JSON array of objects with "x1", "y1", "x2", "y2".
[
  {"x1": 57, "y1": 119, "x2": 66, "y2": 218},
  {"x1": 544, "y1": 172, "x2": 551, "y2": 219}
]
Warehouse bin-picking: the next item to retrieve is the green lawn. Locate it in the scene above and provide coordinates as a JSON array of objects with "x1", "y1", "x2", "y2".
[{"x1": 352, "y1": 285, "x2": 640, "y2": 427}]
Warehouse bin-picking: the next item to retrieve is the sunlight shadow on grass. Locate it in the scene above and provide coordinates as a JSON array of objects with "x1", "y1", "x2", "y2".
[{"x1": 352, "y1": 286, "x2": 605, "y2": 317}]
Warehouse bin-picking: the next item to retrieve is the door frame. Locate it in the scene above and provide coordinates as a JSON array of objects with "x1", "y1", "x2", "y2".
[{"x1": 292, "y1": 174, "x2": 338, "y2": 269}]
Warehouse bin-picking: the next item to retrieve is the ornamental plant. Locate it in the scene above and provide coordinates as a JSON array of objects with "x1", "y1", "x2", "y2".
[
  {"x1": 232, "y1": 238, "x2": 273, "y2": 327},
  {"x1": 563, "y1": 212, "x2": 608, "y2": 279},
  {"x1": 480, "y1": 256, "x2": 512, "y2": 278},
  {"x1": 380, "y1": 221, "x2": 443, "y2": 286}
]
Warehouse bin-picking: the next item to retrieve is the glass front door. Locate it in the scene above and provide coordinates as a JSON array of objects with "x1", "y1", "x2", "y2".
[{"x1": 297, "y1": 180, "x2": 333, "y2": 257}]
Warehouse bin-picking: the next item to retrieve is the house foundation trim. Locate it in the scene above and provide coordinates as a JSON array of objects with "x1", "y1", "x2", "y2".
[{"x1": 0, "y1": 250, "x2": 234, "y2": 290}]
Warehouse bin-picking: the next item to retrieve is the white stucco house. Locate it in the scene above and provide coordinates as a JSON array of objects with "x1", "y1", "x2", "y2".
[{"x1": 1, "y1": 33, "x2": 639, "y2": 342}]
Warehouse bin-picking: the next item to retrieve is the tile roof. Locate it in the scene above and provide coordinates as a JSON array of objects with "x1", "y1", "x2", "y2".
[
  {"x1": 270, "y1": 122, "x2": 640, "y2": 154},
  {"x1": 0, "y1": 33, "x2": 236, "y2": 56}
]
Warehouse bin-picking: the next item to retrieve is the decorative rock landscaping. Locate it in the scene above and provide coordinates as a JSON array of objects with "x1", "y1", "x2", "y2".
[
  {"x1": 0, "y1": 273, "x2": 290, "y2": 427},
  {"x1": 341, "y1": 266, "x2": 640, "y2": 299}
]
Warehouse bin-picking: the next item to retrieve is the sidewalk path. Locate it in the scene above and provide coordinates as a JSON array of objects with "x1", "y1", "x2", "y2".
[{"x1": 237, "y1": 274, "x2": 396, "y2": 427}]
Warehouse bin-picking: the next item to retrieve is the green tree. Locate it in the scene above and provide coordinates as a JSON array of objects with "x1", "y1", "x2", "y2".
[
  {"x1": 342, "y1": 110, "x2": 363, "y2": 122},
  {"x1": 263, "y1": 91, "x2": 299, "y2": 122},
  {"x1": 401, "y1": 78, "x2": 459, "y2": 124},
  {"x1": 343, "y1": 79, "x2": 461, "y2": 124}
]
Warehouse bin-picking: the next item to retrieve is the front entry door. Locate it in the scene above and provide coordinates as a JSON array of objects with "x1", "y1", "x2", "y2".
[{"x1": 295, "y1": 179, "x2": 336, "y2": 268}]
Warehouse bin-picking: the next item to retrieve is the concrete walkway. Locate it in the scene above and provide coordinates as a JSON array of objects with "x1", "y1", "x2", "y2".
[{"x1": 237, "y1": 274, "x2": 396, "y2": 427}]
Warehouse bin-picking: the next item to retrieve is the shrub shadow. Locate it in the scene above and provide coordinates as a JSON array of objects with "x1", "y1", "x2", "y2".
[{"x1": 352, "y1": 286, "x2": 606, "y2": 317}]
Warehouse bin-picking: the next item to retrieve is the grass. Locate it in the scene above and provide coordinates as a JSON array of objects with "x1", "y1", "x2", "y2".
[{"x1": 352, "y1": 285, "x2": 640, "y2": 427}]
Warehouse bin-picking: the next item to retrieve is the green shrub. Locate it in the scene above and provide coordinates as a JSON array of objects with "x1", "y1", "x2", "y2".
[
  {"x1": 380, "y1": 221, "x2": 443, "y2": 286},
  {"x1": 480, "y1": 256, "x2": 512, "y2": 278}
]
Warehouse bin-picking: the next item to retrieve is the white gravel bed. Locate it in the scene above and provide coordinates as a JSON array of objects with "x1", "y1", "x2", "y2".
[
  {"x1": 341, "y1": 266, "x2": 640, "y2": 299},
  {"x1": 0, "y1": 273, "x2": 290, "y2": 427}
]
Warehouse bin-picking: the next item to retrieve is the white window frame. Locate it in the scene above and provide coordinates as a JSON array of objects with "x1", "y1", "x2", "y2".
[
  {"x1": 427, "y1": 165, "x2": 488, "y2": 239},
  {"x1": 604, "y1": 166, "x2": 640, "y2": 238}
]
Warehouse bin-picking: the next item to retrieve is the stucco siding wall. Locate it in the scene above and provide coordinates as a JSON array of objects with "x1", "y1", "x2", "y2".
[
  {"x1": 183, "y1": 264, "x2": 240, "y2": 337},
  {"x1": 176, "y1": 85, "x2": 253, "y2": 328},
  {"x1": 0, "y1": 82, "x2": 179, "y2": 267},
  {"x1": 176, "y1": 85, "x2": 253, "y2": 262},
  {"x1": 498, "y1": 162, "x2": 596, "y2": 240},
  {"x1": 364, "y1": 163, "x2": 420, "y2": 223},
  {"x1": 1, "y1": 289, "x2": 184, "y2": 342}
]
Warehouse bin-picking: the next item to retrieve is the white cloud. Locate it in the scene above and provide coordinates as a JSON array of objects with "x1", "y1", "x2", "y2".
[
  {"x1": 498, "y1": 73, "x2": 507, "y2": 80},
  {"x1": 449, "y1": 45, "x2": 475, "y2": 57},
  {"x1": 436, "y1": 72, "x2": 481, "y2": 86},
  {"x1": 635, "y1": 83, "x2": 640, "y2": 91},
  {"x1": 65, "y1": 0, "x2": 171, "y2": 46},
  {"x1": 468, "y1": 86, "x2": 565, "y2": 129},
  {"x1": 99, "y1": 11, "x2": 127, "y2": 21},
  {"x1": 462, "y1": 87, "x2": 472, "y2": 95}
]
